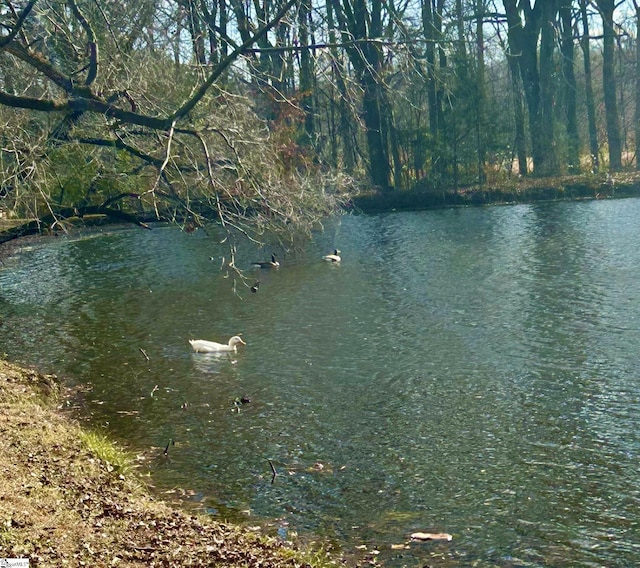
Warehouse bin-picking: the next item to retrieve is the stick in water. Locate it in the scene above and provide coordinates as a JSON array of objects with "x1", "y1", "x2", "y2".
[{"x1": 268, "y1": 459, "x2": 277, "y2": 484}]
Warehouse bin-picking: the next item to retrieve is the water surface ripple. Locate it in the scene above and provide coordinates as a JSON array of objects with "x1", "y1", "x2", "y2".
[{"x1": 2, "y1": 200, "x2": 640, "y2": 567}]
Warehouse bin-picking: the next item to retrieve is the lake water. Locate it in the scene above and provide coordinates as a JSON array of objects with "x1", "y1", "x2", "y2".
[{"x1": 2, "y1": 199, "x2": 640, "y2": 567}]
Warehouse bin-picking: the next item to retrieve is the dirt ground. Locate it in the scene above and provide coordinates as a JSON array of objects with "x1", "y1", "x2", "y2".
[{"x1": 0, "y1": 360, "x2": 335, "y2": 568}]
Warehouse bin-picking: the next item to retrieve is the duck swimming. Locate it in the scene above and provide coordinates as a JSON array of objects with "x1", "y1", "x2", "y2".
[
  {"x1": 189, "y1": 335, "x2": 246, "y2": 353},
  {"x1": 253, "y1": 254, "x2": 280, "y2": 268},
  {"x1": 322, "y1": 249, "x2": 341, "y2": 262}
]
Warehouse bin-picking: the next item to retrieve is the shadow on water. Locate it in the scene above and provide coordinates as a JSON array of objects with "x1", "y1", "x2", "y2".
[{"x1": 2, "y1": 202, "x2": 640, "y2": 566}]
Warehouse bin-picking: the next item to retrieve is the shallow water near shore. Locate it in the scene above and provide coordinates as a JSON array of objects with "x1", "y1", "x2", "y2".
[{"x1": 2, "y1": 199, "x2": 640, "y2": 567}]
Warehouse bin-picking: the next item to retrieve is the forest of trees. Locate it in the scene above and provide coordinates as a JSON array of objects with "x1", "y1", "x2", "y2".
[{"x1": 1, "y1": 0, "x2": 639, "y2": 240}]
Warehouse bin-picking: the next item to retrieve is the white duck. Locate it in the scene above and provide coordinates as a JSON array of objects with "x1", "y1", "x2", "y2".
[
  {"x1": 253, "y1": 253, "x2": 280, "y2": 268},
  {"x1": 189, "y1": 335, "x2": 246, "y2": 353},
  {"x1": 322, "y1": 249, "x2": 341, "y2": 262}
]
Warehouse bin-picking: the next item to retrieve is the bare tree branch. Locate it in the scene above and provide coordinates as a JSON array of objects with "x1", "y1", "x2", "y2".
[
  {"x1": 0, "y1": 0, "x2": 38, "y2": 49},
  {"x1": 67, "y1": 0, "x2": 99, "y2": 86}
]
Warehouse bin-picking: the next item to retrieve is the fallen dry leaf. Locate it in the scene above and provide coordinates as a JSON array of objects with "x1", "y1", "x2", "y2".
[{"x1": 410, "y1": 532, "x2": 453, "y2": 541}]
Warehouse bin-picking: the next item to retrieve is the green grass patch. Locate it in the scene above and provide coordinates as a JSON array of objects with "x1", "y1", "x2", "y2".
[{"x1": 78, "y1": 430, "x2": 134, "y2": 475}]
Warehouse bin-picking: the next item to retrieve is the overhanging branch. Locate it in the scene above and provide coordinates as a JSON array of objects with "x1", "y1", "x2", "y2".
[
  {"x1": 0, "y1": 0, "x2": 37, "y2": 49},
  {"x1": 0, "y1": 0, "x2": 300, "y2": 134}
]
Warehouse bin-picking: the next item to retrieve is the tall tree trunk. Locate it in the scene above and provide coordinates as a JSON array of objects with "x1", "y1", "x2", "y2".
[
  {"x1": 219, "y1": 0, "x2": 228, "y2": 59},
  {"x1": 199, "y1": 0, "x2": 219, "y2": 64},
  {"x1": 181, "y1": 0, "x2": 207, "y2": 65},
  {"x1": 326, "y1": 0, "x2": 356, "y2": 171},
  {"x1": 361, "y1": 69, "x2": 391, "y2": 189},
  {"x1": 503, "y1": 0, "x2": 546, "y2": 176},
  {"x1": 476, "y1": 0, "x2": 487, "y2": 184},
  {"x1": 634, "y1": 1, "x2": 640, "y2": 170},
  {"x1": 538, "y1": 0, "x2": 559, "y2": 176},
  {"x1": 596, "y1": 0, "x2": 622, "y2": 171},
  {"x1": 511, "y1": 0, "x2": 560, "y2": 177},
  {"x1": 506, "y1": 45, "x2": 528, "y2": 175},
  {"x1": 272, "y1": 10, "x2": 290, "y2": 94},
  {"x1": 333, "y1": 0, "x2": 392, "y2": 189},
  {"x1": 386, "y1": 100, "x2": 403, "y2": 189},
  {"x1": 421, "y1": 0, "x2": 447, "y2": 181},
  {"x1": 298, "y1": 0, "x2": 314, "y2": 142},
  {"x1": 422, "y1": 0, "x2": 439, "y2": 150},
  {"x1": 251, "y1": 0, "x2": 277, "y2": 90},
  {"x1": 560, "y1": 0, "x2": 579, "y2": 171},
  {"x1": 455, "y1": 0, "x2": 466, "y2": 59},
  {"x1": 579, "y1": 0, "x2": 599, "y2": 172},
  {"x1": 450, "y1": 0, "x2": 467, "y2": 189},
  {"x1": 229, "y1": 0, "x2": 252, "y2": 44},
  {"x1": 502, "y1": 0, "x2": 563, "y2": 176},
  {"x1": 174, "y1": 11, "x2": 183, "y2": 70},
  {"x1": 362, "y1": 0, "x2": 392, "y2": 189}
]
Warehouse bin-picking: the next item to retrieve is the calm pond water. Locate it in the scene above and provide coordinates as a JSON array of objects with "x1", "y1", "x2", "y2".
[{"x1": 2, "y1": 200, "x2": 640, "y2": 567}]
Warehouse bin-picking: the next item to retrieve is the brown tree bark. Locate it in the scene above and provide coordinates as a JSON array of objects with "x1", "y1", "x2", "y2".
[
  {"x1": 595, "y1": 0, "x2": 622, "y2": 171},
  {"x1": 475, "y1": 0, "x2": 487, "y2": 183},
  {"x1": 579, "y1": 0, "x2": 599, "y2": 172},
  {"x1": 332, "y1": 0, "x2": 393, "y2": 189},
  {"x1": 560, "y1": 0, "x2": 579, "y2": 171},
  {"x1": 298, "y1": 0, "x2": 315, "y2": 142},
  {"x1": 538, "y1": 0, "x2": 559, "y2": 175},
  {"x1": 325, "y1": 0, "x2": 358, "y2": 171},
  {"x1": 633, "y1": 1, "x2": 640, "y2": 170},
  {"x1": 502, "y1": 0, "x2": 559, "y2": 177},
  {"x1": 421, "y1": 0, "x2": 447, "y2": 180},
  {"x1": 506, "y1": 46, "x2": 528, "y2": 176}
]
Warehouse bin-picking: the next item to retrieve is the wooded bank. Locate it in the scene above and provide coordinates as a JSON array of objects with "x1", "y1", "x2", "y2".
[{"x1": 353, "y1": 171, "x2": 640, "y2": 213}]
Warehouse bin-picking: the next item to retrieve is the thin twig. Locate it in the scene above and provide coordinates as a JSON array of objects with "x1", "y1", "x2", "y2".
[{"x1": 268, "y1": 459, "x2": 277, "y2": 484}]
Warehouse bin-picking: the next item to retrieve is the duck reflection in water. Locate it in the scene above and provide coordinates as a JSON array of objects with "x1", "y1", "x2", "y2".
[
  {"x1": 190, "y1": 350, "x2": 240, "y2": 375},
  {"x1": 252, "y1": 254, "x2": 280, "y2": 268}
]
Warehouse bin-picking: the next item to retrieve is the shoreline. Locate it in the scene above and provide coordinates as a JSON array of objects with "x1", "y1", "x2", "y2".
[
  {"x1": 352, "y1": 171, "x2": 640, "y2": 213},
  {"x1": 0, "y1": 359, "x2": 337, "y2": 567}
]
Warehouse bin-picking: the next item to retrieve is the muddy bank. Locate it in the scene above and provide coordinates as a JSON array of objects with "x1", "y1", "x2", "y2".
[{"x1": 0, "y1": 360, "x2": 335, "y2": 568}]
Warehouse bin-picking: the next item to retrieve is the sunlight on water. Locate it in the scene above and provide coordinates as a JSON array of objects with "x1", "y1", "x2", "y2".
[{"x1": 2, "y1": 200, "x2": 640, "y2": 566}]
